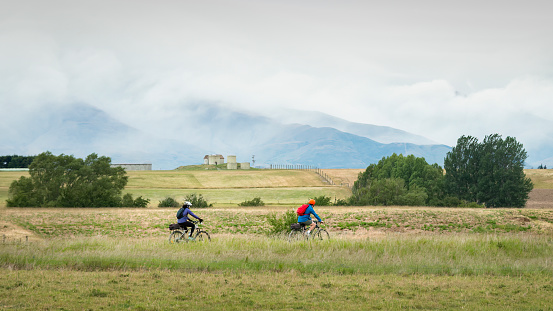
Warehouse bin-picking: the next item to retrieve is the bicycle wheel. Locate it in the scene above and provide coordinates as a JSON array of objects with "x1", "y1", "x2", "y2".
[
  {"x1": 314, "y1": 229, "x2": 330, "y2": 241},
  {"x1": 195, "y1": 231, "x2": 211, "y2": 242},
  {"x1": 288, "y1": 230, "x2": 305, "y2": 242},
  {"x1": 169, "y1": 230, "x2": 184, "y2": 244}
]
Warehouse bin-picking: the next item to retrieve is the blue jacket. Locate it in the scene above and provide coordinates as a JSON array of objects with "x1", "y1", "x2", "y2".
[
  {"x1": 298, "y1": 204, "x2": 321, "y2": 223},
  {"x1": 177, "y1": 207, "x2": 201, "y2": 224}
]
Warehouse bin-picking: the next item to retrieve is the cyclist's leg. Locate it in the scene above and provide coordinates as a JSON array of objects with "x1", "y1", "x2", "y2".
[
  {"x1": 299, "y1": 220, "x2": 312, "y2": 231},
  {"x1": 179, "y1": 221, "x2": 195, "y2": 237}
]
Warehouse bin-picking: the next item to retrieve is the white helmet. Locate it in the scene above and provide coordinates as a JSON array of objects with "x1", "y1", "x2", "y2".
[{"x1": 183, "y1": 201, "x2": 192, "y2": 207}]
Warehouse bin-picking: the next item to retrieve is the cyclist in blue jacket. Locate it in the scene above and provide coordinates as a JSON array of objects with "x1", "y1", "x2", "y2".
[
  {"x1": 177, "y1": 201, "x2": 203, "y2": 240},
  {"x1": 298, "y1": 199, "x2": 323, "y2": 237}
]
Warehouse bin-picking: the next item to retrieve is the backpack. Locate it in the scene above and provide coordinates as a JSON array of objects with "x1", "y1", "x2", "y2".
[
  {"x1": 296, "y1": 204, "x2": 309, "y2": 216},
  {"x1": 176, "y1": 207, "x2": 185, "y2": 219}
]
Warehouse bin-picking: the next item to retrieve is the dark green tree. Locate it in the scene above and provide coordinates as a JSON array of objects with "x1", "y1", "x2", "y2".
[
  {"x1": 7, "y1": 152, "x2": 130, "y2": 207},
  {"x1": 351, "y1": 153, "x2": 444, "y2": 206},
  {"x1": 444, "y1": 134, "x2": 533, "y2": 208},
  {"x1": 443, "y1": 135, "x2": 481, "y2": 202}
]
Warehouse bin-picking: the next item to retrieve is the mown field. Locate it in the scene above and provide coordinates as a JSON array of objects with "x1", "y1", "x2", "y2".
[{"x1": 1, "y1": 169, "x2": 553, "y2": 310}]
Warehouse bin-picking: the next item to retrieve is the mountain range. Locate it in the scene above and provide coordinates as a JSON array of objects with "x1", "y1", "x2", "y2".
[{"x1": 2, "y1": 102, "x2": 550, "y2": 170}]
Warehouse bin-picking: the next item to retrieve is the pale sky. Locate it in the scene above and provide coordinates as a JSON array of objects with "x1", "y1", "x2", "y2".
[{"x1": 2, "y1": 0, "x2": 553, "y2": 150}]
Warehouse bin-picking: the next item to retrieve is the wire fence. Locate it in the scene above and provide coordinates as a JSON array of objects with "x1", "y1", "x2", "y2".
[
  {"x1": 2, "y1": 234, "x2": 30, "y2": 245},
  {"x1": 268, "y1": 164, "x2": 336, "y2": 186}
]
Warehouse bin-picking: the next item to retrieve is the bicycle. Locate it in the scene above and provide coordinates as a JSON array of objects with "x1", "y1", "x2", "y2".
[
  {"x1": 168, "y1": 220, "x2": 211, "y2": 243},
  {"x1": 288, "y1": 220, "x2": 329, "y2": 242}
]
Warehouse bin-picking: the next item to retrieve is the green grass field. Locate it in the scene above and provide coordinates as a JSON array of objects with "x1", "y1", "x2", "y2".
[{"x1": 1, "y1": 169, "x2": 553, "y2": 310}]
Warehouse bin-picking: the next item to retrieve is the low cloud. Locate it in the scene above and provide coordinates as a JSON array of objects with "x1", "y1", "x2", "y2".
[{"x1": 2, "y1": 0, "x2": 553, "y2": 163}]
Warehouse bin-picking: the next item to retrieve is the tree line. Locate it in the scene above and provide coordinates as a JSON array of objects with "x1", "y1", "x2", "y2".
[
  {"x1": 348, "y1": 134, "x2": 533, "y2": 208},
  {"x1": 7, "y1": 152, "x2": 148, "y2": 207},
  {"x1": 0, "y1": 155, "x2": 36, "y2": 168}
]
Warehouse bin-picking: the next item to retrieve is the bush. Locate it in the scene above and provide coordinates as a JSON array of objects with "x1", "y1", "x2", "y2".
[
  {"x1": 132, "y1": 196, "x2": 150, "y2": 208},
  {"x1": 185, "y1": 193, "x2": 212, "y2": 208},
  {"x1": 158, "y1": 197, "x2": 180, "y2": 208},
  {"x1": 238, "y1": 197, "x2": 265, "y2": 206},
  {"x1": 121, "y1": 193, "x2": 150, "y2": 208},
  {"x1": 334, "y1": 198, "x2": 350, "y2": 206},
  {"x1": 313, "y1": 195, "x2": 332, "y2": 206},
  {"x1": 266, "y1": 210, "x2": 297, "y2": 235}
]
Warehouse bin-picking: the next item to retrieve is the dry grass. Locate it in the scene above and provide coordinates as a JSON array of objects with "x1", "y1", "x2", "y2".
[
  {"x1": 321, "y1": 169, "x2": 364, "y2": 187},
  {"x1": 525, "y1": 169, "x2": 553, "y2": 189},
  {"x1": 125, "y1": 170, "x2": 328, "y2": 189}
]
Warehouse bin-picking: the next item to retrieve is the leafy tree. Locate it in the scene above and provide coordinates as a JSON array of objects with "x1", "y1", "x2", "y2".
[
  {"x1": 444, "y1": 134, "x2": 533, "y2": 208},
  {"x1": 7, "y1": 152, "x2": 129, "y2": 207},
  {"x1": 351, "y1": 154, "x2": 444, "y2": 206}
]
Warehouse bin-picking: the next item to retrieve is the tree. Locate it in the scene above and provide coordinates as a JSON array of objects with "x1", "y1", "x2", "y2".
[
  {"x1": 350, "y1": 153, "x2": 444, "y2": 206},
  {"x1": 444, "y1": 134, "x2": 533, "y2": 208},
  {"x1": 0, "y1": 155, "x2": 36, "y2": 168},
  {"x1": 7, "y1": 152, "x2": 130, "y2": 207}
]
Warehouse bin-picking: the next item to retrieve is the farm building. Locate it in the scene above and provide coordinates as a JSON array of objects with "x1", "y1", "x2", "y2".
[
  {"x1": 203, "y1": 154, "x2": 225, "y2": 165},
  {"x1": 227, "y1": 155, "x2": 237, "y2": 169},
  {"x1": 110, "y1": 164, "x2": 152, "y2": 171}
]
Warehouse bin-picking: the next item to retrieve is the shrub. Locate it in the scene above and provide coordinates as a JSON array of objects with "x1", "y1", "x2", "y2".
[
  {"x1": 313, "y1": 195, "x2": 332, "y2": 206},
  {"x1": 121, "y1": 193, "x2": 150, "y2": 208},
  {"x1": 158, "y1": 197, "x2": 180, "y2": 208},
  {"x1": 238, "y1": 197, "x2": 265, "y2": 206},
  {"x1": 334, "y1": 198, "x2": 350, "y2": 206},
  {"x1": 185, "y1": 193, "x2": 212, "y2": 208},
  {"x1": 266, "y1": 210, "x2": 297, "y2": 235},
  {"x1": 132, "y1": 196, "x2": 150, "y2": 208}
]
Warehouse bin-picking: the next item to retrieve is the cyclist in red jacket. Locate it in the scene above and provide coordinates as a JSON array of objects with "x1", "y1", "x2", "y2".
[{"x1": 297, "y1": 199, "x2": 322, "y2": 237}]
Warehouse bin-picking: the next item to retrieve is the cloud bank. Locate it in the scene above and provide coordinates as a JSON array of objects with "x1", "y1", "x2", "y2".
[{"x1": 1, "y1": 0, "x2": 553, "y2": 162}]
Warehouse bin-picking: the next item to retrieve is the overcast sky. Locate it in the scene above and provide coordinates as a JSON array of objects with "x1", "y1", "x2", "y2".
[{"x1": 2, "y1": 0, "x2": 553, "y2": 148}]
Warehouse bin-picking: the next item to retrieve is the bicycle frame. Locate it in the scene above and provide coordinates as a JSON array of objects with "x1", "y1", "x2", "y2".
[
  {"x1": 288, "y1": 220, "x2": 329, "y2": 242},
  {"x1": 169, "y1": 220, "x2": 211, "y2": 243}
]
